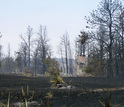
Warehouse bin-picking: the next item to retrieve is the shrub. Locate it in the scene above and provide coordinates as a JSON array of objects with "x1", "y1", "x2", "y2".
[{"x1": 50, "y1": 73, "x2": 66, "y2": 88}]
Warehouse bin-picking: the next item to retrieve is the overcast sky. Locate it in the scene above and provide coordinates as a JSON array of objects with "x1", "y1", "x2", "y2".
[{"x1": 0, "y1": 0, "x2": 101, "y2": 58}]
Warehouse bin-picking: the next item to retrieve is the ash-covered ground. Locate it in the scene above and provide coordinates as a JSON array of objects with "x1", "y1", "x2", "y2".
[{"x1": 0, "y1": 74, "x2": 124, "y2": 107}]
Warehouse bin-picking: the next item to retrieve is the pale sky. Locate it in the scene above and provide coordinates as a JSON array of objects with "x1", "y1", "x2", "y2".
[{"x1": 0, "y1": 0, "x2": 101, "y2": 58}]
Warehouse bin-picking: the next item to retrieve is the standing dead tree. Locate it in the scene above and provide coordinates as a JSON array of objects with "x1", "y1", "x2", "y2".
[
  {"x1": 20, "y1": 26, "x2": 34, "y2": 71},
  {"x1": 58, "y1": 32, "x2": 73, "y2": 75},
  {"x1": 34, "y1": 25, "x2": 51, "y2": 74},
  {"x1": 85, "y1": 0, "x2": 122, "y2": 77}
]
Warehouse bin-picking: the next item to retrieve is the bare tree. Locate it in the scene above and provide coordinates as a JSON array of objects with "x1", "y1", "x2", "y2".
[
  {"x1": 58, "y1": 32, "x2": 72, "y2": 75},
  {"x1": 35, "y1": 25, "x2": 51, "y2": 74},
  {"x1": 18, "y1": 43, "x2": 28, "y2": 70},
  {"x1": 57, "y1": 44, "x2": 65, "y2": 74},
  {"x1": 1, "y1": 44, "x2": 15, "y2": 73},
  {"x1": 68, "y1": 41, "x2": 74, "y2": 75},
  {"x1": 32, "y1": 47, "x2": 39, "y2": 76},
  {"x1": 15, "y1": 51, "x2": 22, "y2": 72},
  {"x1": 85, "y1": 0, "x2": 122, "y2": 77},
  {"x1": 113, "y1": 5, "x2": 124, "y2": 77},
  {"x1": 20, "y1": 26, "x2": 34, "y2": 71}
]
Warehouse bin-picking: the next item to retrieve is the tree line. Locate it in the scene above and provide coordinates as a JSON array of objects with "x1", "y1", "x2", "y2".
[
  {"x1": 0, "y1": 25, "x2": 75, "y2": 76},
  {"x1": 77, "y1": 0, "x2": 124, "y2": 77}
]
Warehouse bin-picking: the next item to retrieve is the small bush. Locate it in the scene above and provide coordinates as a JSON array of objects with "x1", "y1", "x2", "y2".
[{"x1": 50, "y1": 73, "x2": 66, "y2": 88}]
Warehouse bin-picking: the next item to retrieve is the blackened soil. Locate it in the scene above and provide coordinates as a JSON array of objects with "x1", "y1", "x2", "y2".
[{"x1": 0, "y1": 74, "x2": 124, "y2": 107}]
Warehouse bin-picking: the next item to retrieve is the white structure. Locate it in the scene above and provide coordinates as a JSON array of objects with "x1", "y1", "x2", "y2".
[{"x1": 76, "y1": 55, "x2": 86, "y2": 76}]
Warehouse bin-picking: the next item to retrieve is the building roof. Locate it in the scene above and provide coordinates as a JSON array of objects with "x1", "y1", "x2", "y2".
[{"x1": 77, "y1": 55, "x2": 86, "y2": 64}]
